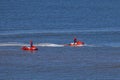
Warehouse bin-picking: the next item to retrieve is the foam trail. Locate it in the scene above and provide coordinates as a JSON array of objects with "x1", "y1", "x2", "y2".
[
  {"x1": 0, "y1": 42, "x2": 64, "y2": 47},
  {"x1": 0, "y1": 42, "x2": 27, "y2": 47},
  {"x1": 83, "y1": 44, "x2": 120, "y2": 48},
  {"x1": 0, "y1": 42, "x2": 22, "y2": 46},
  {"x1": 0, "y1": 42, "x2": 96, "y2": 47},
  {"x1": 83, "y1": 44, "x2": 98, "y2": 47},
  {"x1": 36, "y1": 43, "x2": 64, "y2": 47}
]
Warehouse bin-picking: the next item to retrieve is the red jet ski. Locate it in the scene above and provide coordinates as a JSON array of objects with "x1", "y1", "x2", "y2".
[
  {"x1": 22, "y1": 40, "x2": 38, "y2": 51},
  {"x1": 66, "y1": 41, "x2": 84, "y2": 46},
  {"x1": 22, "y1": 46, "x2": 38, "y2": 51}
]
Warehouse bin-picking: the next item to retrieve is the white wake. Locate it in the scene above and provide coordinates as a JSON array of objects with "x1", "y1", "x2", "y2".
[{"x1": 0, "y1": 42, "x2": 64, "y2": 47}]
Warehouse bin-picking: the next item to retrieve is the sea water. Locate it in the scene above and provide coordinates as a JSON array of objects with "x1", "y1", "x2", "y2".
[{"x1": 0, "y1": 0, "x2": 120, "y2": 80}]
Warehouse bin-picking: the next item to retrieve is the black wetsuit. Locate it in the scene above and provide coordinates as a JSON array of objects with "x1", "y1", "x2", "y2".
[
  {"x1": 30, "y1": 41, "x2": 33, "y2": 47},
  {"x1": 74, "y1": 38, "x2": 77, "y2": 44}
]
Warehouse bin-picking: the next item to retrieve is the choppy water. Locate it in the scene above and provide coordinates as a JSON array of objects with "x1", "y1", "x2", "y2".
[{"x1": 0, "y1": 0, "x2": 120, "y2": 80}]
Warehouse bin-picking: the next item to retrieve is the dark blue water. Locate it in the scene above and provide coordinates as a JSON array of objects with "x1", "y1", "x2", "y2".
[{"x1": 0, "y1": 0, "x2": 120, "y2": 80}]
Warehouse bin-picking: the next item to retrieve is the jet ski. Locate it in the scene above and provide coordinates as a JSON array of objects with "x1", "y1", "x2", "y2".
[
  {"x1": 65, "y1": 41, "x2": 84, "y2": 46},
  {"x1": 22, "y1": 46, "x2": 38, "y2": 51}
]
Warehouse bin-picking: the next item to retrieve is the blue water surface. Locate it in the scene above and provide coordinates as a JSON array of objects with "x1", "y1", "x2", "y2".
[{"x1": 0, "y1": 0, "x2": 120, "y2": 80}]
